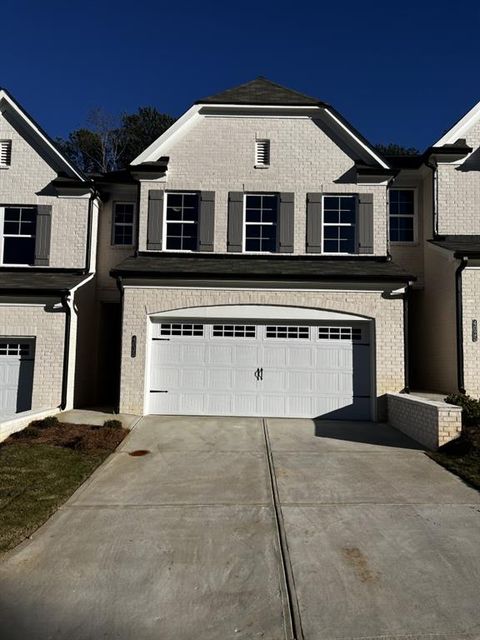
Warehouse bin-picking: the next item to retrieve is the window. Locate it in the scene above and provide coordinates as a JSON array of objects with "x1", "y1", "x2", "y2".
[
  {"x1": 0, "y1": 141, "x2": 12, "y2": 167},
  {"x1": 266, "y1": 326, "x2": 310, "y2": 339},
  {"x1": 389, "y1": 189, "x2": 415, "y2": 242},
  {"x1": 323, "y1": 196, "x2": 356, "y2": 254},
  {"x1": 318, "y1": 327, "x2": 362, "y2": 341},
  {"x1": 0, "y1": 342, "x2": 31, "y2": 357},
  {"x1": 112, "y1": 202, "x2": 135, "y2": 245},
  {"x1": 212, "y1": 325, "x2": 256, "y2": 338},
  {"x1": 164, "y1": 192, "x2": 199, "y2": 251},
  {"x1": 158, "y1": 323, "x2": 203, "y2": 337},
  {"x1": 255, "y1": 139, "x2": 270, "y2": 167},
  {"x1": 244, "y1": 194, "x2": 278, "y2": 252},
  {"x1": 0, "y1": 206, "x2": 36, "y2": 265}
]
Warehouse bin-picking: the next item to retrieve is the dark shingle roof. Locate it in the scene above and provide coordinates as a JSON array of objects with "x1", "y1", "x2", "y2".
[
  {"x1": 0, "y1": 271, "x2": 88, "y2": 294},
  {"x1": 111, "y1": 253, "x2": 415, "y2": 282},
  {"x1": 430, "y1": 236, "x2": 480, "y2": 258},
  {"x1": 196, "y1": 77, "x2": 327, "y2": 107}
]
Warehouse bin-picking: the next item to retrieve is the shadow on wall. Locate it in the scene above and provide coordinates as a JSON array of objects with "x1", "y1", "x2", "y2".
[
  {"x1": 313, "y1": 341, "x2": 371, "y2": 421},
  {"x1": 458, "y1": 147, "x2": 480, "y2": 172},
  {"x1": 312, "y1": 417, "x2": 423, "y2": 450}
]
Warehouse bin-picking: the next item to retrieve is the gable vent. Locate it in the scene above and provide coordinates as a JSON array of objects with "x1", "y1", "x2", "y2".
[
  {"x1": 255, "y1": 139, "x2": 270, "y2": 166},
  {"x1": 0, "y1": 140, "x2": 12, "y2": 167}
]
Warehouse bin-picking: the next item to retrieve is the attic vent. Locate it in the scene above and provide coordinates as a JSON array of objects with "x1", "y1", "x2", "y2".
[
  {"x1": 0, "y1": 140, "x2": 12, "y2": 167},
  {"x1": 255, "y1": 139, "x2": 270, "y2": 167}
]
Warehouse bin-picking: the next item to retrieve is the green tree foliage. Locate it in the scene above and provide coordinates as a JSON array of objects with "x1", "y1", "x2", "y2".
[
  {"x1": 374, "y1": 143, "x2": 420, "y2": 156},
  {"x1": 56, "y1": 106, "x2": 176, "y2": 173}
]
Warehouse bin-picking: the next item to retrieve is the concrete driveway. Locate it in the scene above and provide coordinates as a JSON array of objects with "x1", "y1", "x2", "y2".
[{"x1": 1, "y1": 416, "x2": 480, "y2": 639}]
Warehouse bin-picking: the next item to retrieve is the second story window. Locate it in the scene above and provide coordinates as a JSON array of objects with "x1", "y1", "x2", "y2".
[
  {"x1": 0, "y1": 140, "x2": 12, "y2": 168},
  {"x1": 112, "y1": 202, "x2": 135, "y2": 246},
  {"x1": 0, "y1": 206, "x2": 37, "y2": 265},
  {"x1": 389, "y1": 189, "x2": 415, "y2": 243},
  {"x1": 244, "y1": 194, "x2": 278, "y2": 252},
  {"x1": 164, "y1": 192, "x2": 199, "y2": 251},
  {"x1": 323, "y1": 196, "x2": 356, "y2": 254}
]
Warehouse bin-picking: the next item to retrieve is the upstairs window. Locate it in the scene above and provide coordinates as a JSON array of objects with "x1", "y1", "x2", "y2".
[
  {"x1": 0, "y1": 206, "x2": 37, "y2": 265},
  {"x1": 389, "y1": 189, "x2": 415, "y2": 242},
  {"x1": 255, "y1": 139, "x2": 270, "y2": 167},
  {"x1": 112, "y1": 202, "x2": 135, "y2": 246},
  {"x1": 322, "y1": 195, "x2": 356, "y2": 254},
  {"x1": 164, "y1": 192, "x2": 199, "y2": 251},
  {"x1": 0, "y1": 140, "x2": 12, "y2": 167},
  {"x1": 244, "y1": 194, "x2": 278, "y2": 252}
]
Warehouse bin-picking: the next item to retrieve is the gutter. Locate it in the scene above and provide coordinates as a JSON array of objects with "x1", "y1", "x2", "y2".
[
  {"x1": 59, "y1": 273, "x2": 95, "y2": 411},
  {"x1": 402, "y1": 283, "x2": 412, "y2": 392},
  {"x1": 425, "y1": 159, "x2": 438, "y2": 237},
  {"x1": 455, "y1": 257, "x2": 468, "y2": 394}
]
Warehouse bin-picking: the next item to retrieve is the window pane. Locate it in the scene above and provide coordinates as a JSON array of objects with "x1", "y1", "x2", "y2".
[
  {"x1": 245, "y1": 238, "x2": 261, "y2": 252},
  {"x1": 324, "y1": 239, "x2": 338, "y2": 253},
  {"x1": 245, "y1": 209, "x2": 261, "y2": 223},
  {"x1": 3, "y1": 237, "x2": 36, "y2": 264},
  {"x1": 167, "y1": 193, "x2": 182, "y2": 208},
  {"x1": 4, "y1": 208, "x2": 21, "y2": 222},
  {"x1": 246, "y1": 195, "x2": 261, "y2": 209},
  {"x1": 324, "y1": 226, "x2": 339, "y2": 239},
  {"x1": 4, "y1": 221, "x2": 20, "y2": 235},
  {"x1": 323, "y1": 197, "x2": 338, "y2": 210},
  {"x1": 166, "y1": 236, "x2": 182, "y2": 250},
  {"x1": 262, "y1": 195, "x2": 277, "y2": 209}
]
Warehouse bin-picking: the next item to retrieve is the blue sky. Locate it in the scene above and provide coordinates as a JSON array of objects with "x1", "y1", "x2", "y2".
[{"x1": 1, "y1": 0, "x2": 479, "y2": 151}]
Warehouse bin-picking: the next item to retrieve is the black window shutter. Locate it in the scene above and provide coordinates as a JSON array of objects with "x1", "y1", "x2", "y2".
[
  {"x1": 306, "y1": 193, "x2": 323, "y2": 253},
  {"x1": 34, "y1": 205, "x2": 52, "y2": 266},
  {"x1": 227, "y1": 192, "x2": 243, "y2": 252},
  {"x1": 198, "y1": 191, "x2": 215, "y2": 252},
  {"x1": 147, "y1": 190, "x2": 164, "y2": 250},
  {"x1": 357, "y1": 193, "x2": 374, "y2": 254},
  {"x1": 277, "y1": 192, "x2": 294, "y2": 253}
]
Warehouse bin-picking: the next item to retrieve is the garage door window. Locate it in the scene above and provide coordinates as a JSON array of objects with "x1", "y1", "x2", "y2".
[
  {"x1": 266, "y1": 326, "x2": 310, "y2": 339},
  {"x1": 212, "y1": 325, "x2": 256, "y2": 338},
  {"x1": 0, "y1": 342, "x2": 32, "y2": 356},
  {"x1": 318, "y1": 327, "x2": 362, "y2": 341},
  {"x1": 159, "y1": 323, "x2": 203, "y2": 337}
]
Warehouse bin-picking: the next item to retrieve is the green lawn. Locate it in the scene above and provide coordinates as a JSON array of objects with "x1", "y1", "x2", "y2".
[{"x1": 0, "y1": 418, "x2": 127, "y2": 554}]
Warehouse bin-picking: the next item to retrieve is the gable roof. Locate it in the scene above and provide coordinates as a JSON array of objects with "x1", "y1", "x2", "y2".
[
  {"x1": 196, "y1": 77, "x2": 327, "y2": 107},
  {"x1": 0, "y1": 88, "x2": 86, "y2": 181},
  {"x1": 434, "y1": 98, "x2": 480, "y2": 146},
  {"x1": 132, "y1": 77, "x2": 389, "y2": 169}
]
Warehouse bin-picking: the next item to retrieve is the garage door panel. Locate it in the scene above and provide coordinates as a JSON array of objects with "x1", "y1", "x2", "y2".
[{"x1": 147, "y1": 321, "x2": 372, "y2": 420}]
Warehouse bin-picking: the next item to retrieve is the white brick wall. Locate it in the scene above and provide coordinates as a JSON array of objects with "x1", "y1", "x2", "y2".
[
  {"x1": 0, "y1": 303, "x2": 66, "y2": 410},
  {"x1": 0, "y1": 111, "x2": 89, "y2": 268},
  {"x1": 437, "y1": 119, "x2": 480, "y2": 235},
  {"x1": 137, "y1": 115, "x2": 388, "y2": 256},
  {"x1": 388, "y1": 393, "x2": 462, "y2": 450},
  {"x1": 119, "y1": 287, "x2": 405, "y2": 418}
]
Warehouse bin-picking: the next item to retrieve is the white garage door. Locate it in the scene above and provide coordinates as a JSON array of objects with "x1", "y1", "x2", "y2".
[
  {"x1": 0, "y1": 340, "x2": 35, "y2": 420},
  {"x1": 147, "y1": 321, "x2": 371, "y2": 419}
]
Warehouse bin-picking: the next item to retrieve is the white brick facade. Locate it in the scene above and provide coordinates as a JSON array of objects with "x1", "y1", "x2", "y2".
[
  {"x1": 119, "y1": 286, "x2": 405, "y2": 419},
  {"x1": 137, "y1": 115, "x2": 388, "y2": 256}
]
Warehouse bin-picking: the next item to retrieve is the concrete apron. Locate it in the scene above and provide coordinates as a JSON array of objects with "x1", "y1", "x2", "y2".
[
  {"x1": 1, "y1": 416, "x2": 480, "y2": 639},
  {"x1": 0, "y1": 416, "x2": 294, "y2": 640}
]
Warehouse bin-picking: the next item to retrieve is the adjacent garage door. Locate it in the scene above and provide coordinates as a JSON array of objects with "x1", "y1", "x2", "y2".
[
  {"x1": 0, "y1": 339, "x2": 35, "y2": 420},
  {"x1": 147, "y1": 321, "x2": 372, "y2": 419}
]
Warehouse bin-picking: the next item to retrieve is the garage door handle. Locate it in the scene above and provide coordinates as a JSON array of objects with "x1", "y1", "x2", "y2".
[
  {"x1": 259, "y1": 367, "x2": 263, "y2": 381},
  {"x1": 254, "y1": 368, "x2": 264, "y2": 381}
]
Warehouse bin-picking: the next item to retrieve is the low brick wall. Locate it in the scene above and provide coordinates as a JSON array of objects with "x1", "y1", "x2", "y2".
[
  {"x1": 0, "y1": 408, "x2": 60, "y2": 443},
  {"x1": 387, "y1": 393, "x2": 462, "y2": 450}
]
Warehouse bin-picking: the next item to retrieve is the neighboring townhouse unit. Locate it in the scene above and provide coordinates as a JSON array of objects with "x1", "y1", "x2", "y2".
[
  {"x1": 106, "y1": 78, "x2": 415, "y2": 421},
  {"x1": 0, "y1": 89, "x2": 99, "y2": 424},
  {"x1": 400, "y1": 101, "x2": 480, "y2": 399}
]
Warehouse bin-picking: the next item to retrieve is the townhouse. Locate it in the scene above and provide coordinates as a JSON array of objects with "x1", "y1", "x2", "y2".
[{"x1": 1, "y1": 77, "x2": 479, "y2": 429}]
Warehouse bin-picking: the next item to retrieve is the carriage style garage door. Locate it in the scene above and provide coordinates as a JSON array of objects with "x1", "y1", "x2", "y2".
[
  {"x1": 0, "y1": 339, "x2": 35, "y2": 420},
  {"x1": 147, "y1": 320, "x2": 372, "y2": 420}
]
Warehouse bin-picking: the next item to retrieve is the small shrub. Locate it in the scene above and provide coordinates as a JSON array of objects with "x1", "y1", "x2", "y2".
[
  {"x1": 30, "y1": 416, "x2": 60, "y2": 430},
  {"x1": 445, "y1": 393, "x2": 480, "y2": 426},
  {"x1": 103, "y1": 419, "x2": 123, "y2": 430}
]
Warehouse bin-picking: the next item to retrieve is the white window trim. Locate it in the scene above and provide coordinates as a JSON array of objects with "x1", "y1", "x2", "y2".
[
  {"x1": 112, "y1": 201, "x2": 136, "y2": 247},
  {"x1": 0, "y1": 206, "x2": 37, "y2": 266},
  {"x1": 388, "y1": 187, "x2": 418, "y2": 245},
  {"x1": 321, "y1": 194, "x2": 357, "y2": 256},
  {"x1": 242, "y1": 192, "x2": 279, "y2": 254},
  {"x1": 162, "y1": 191, "x2": 200, "y2": 253}
]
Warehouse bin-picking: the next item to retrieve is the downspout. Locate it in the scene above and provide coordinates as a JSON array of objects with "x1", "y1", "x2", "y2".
[
  {"x1": 425, "y1": 159, "x2": 438, "y2": 238},
  {"x1": 456, "y1": 257, "x2": 468, "y2": 394},
  {"x1": 115, "y1": 276, "x2": 125, "y2": 413},
  {"x1": 402, "y1": 283, "x2": 411, "y2": 393},
  {"x1": 60, "y1": 292, "x2": 72, "y2": 410}
]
